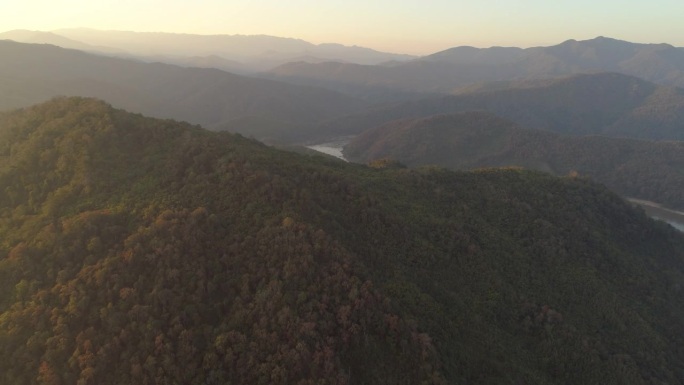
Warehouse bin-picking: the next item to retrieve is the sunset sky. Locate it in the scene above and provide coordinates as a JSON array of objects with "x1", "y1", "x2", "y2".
[{"x1": 3, "y1": 0, "x2": 683, "y2": 54}]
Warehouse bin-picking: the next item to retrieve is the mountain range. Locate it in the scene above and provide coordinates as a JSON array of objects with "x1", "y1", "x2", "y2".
[
  {"x1": 3, "y1": 34, "x2": 684, "y2": 145},
  {"x1": 265, "y1": 37, "x2": 684, "y2": 99},
  {"x1": 2, "y1": 97, "x2": 684, "y2": 384},
  {"x1": 6, "y1": 31, "x2": 684, "y2": 102},
  {"x1": 0, "y1": 40, "x2": 368, "y2": 142},
  {"x1": 0, "y1": 29, "x2": 416, "y2": 73}
]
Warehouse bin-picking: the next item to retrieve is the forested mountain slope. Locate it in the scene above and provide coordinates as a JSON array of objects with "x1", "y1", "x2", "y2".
[
  {"x1": 2, "y1": 98, "x2": 684, "y2": 384},
  {"x1": 345, "y1": 112, "x2": 684, "y2": 210},
  {"x1": 317, "y1": 72, "x2": 684, "y2": 141}
]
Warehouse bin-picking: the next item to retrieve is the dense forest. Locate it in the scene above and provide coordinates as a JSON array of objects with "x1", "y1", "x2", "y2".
[
  {"x1": 344, "y1": 112, "x2": 684, "y2": 210},
  {"x1": 2, "y1": 98, "x2": 684, "y2": 384}
]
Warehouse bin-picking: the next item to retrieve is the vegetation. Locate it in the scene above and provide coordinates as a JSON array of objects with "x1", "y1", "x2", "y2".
[
  {"x1": 345, "y1": 112, "x2": 684, "y2": 210},
  {"x1": 2, "y1": 98, "x2": 684, "y2": 384}
]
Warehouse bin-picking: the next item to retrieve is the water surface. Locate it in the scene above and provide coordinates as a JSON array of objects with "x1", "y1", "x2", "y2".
[
  {"x1": 629, "y1": 198, "x2": 684, "y2": 232},
  {"x1": 305, "y1": 137, "x2": 352, "y2": 162}
]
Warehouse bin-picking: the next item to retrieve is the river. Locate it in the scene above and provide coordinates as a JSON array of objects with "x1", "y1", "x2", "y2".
[
  {"x1": 628, "y1": 198, "x2": 684, "y2": 232},
  {"x1": 305, "y1": 137, "x2": 351, "y2": 162}
]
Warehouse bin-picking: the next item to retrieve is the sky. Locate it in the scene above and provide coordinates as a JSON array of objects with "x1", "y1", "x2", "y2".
[{"x1": 3, "y1": 0, "x2": 684, "y2": 54}]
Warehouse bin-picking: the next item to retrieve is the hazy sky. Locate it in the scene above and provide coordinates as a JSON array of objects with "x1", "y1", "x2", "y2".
[{"x1": 3, "y1": 0, "x2": 684, "y2": 54}]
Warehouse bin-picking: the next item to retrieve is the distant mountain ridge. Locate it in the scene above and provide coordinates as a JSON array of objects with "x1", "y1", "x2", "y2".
[
  {"x1": 0, "y1": 29, "x2": 125, "y2": 55},
  {"x1": 266, "y1": 36, "x2": 684, "y2": 97},
  {"x1": 0, "y1": 28, "x2": 416, "y2": 73}
]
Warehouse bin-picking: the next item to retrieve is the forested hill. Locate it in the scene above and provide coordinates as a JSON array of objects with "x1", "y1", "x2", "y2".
[
  {"x1": 2, "y1": 98, "x2": 684, "y2": 384},
  {"x1": 344, "y1": 112, "x2": 684, "y2": 210}
]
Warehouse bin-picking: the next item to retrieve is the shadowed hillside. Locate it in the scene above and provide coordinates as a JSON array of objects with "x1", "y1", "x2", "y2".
[
  {"x1": 345, "y1": 112, "x2": 684, "y2": 210},
  {"x1": 317, "y1": 72, "x2": 684, "y2": 141}
]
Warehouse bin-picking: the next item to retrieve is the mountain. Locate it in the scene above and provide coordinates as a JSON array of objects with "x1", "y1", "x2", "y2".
[
  {"x1": 50, "y1": 28, "x2": 416, "y2": 70},
  {"x1": 345, "y1": 112, "x2": 684, "y2": 210},
  {"x1": 265, "y1": 37, "x2": 684, "y2": 96},
  {"x1": 0, "y1": 40, "x2": 368, "y2": 143},
  {"x1": 2, "y1": 97, "x2": 684, "y2": 384},
  {"x1": 516, "y1": 37, "x2": 684, "y2": 84},
  {"x1": 317, "y1": 72, "x2": 684, "y2": 141},
  {"x1": 0, "y1": 29, "x2": 124, "y2": 55}
]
